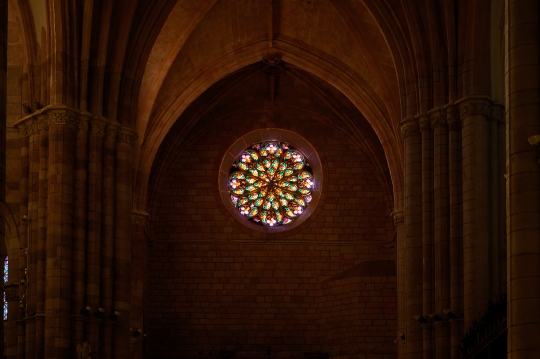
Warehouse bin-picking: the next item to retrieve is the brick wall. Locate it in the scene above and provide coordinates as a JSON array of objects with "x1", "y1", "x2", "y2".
[
  {"x1": 146, "y1": 106, "x2": 396, "y2": 358},
  {"x1": 147, "y1": 242, "x2": 396, "y2": 359}
]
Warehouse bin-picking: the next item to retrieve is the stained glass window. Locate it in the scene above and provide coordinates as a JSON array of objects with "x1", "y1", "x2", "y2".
[
  {"x1": 228, "y1": 141, "x2": 314, "y2": 227},
  {"x1": 4, "y1": 256, "x2": 7, "y2": 320}
]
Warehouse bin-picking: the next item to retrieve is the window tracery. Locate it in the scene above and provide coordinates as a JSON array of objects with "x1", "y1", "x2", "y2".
[{"x1": 228, "y1": 141, "x2": 314, "y2": 227}]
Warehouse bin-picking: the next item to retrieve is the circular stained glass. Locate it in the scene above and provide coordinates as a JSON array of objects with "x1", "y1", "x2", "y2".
[{"x1": 228, "y1": 141, "x2": 314, "y2": 227}]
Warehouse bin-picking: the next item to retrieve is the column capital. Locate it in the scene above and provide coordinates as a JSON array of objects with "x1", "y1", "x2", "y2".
[
  {"x1": 491, "y1": 102, "x2": 505, "y2": 125},
  {"x1": 399, "y1": 117, "x2": 420, "y2": 139},
  {"x1": 416, "y1": 113, "x2": 431, "y2": 132},
  {"x1": 105, "y1": 121, "x2": 121, "y2": 141},
  {"x1": 428, "y1": 107, "x2": 447, "y2": 128},
  {"x1": 455, "y1": 96, "x2": 493, "y2": 119},
  {"x1": 4, "y1": 282, "x2": 19, "y2": 302},
  {"x1": 117, "y1": 126, "x2": 138, "y2": 145},
  {"x1": 89, "y1": 116, "x2": 109, "y2": 137},
  {"x1": 13, "y1": 105, "x2": 116, "y2": 137},
  {"x1": 131, "y1": 210, "x2": 149, "y2": 227},
  {"x1": 390, "y1": 211, "x2": 404, "y2": 227},
  {"x1": 444, "y1": 102, "x2": 460, "y2": 131}
]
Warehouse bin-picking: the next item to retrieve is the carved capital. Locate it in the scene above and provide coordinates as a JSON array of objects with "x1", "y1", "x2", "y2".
[
  {"x1": 390, "y1": 211, "x2": 404, "y2": 227},
  {"x1": 131, "y1": 210, "x2": 149, "y2": 227},
  {"x1": 117, "y1": 127, "x2": 137, "y2": 145},
  {"x1": 417, "y1": 113, "x2": 431, "y2": 132},
  {"x1": 105, "y1": 124, "x2": 120, "y2": 141},
  {"x1": 456, "y1": 97, "x2": 492, "y2": 119},
  {"x1": 444, "y1": 103, "x2": 460, "y2": 131},
  {"x1": 4, "y1": 287, "x2": 19, "y2": 302},
  {"x1": 17, "y1": 125, "x2": 29, "y2": 139},
  {"x1": 78, "y1": 118, "x2": 89, "y2": 132},
  {"x1": 48, "y1": 111, "x2": 78, "y2": 127},
  {"x1": 428, "y1": 107, "x2": 447, "y2": 128},
  {"x1": 90, "y1": 120, "x2": 106, "y2": 137},
  {"x1": 399, "y1": 117, "x2": 420, "y2": 139},
  {"x1": 491, "y1": 103, "x2": 505, "y2": 125}
]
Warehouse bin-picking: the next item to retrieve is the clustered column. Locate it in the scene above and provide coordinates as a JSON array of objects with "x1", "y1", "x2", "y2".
[
  {"x1": 399, "y1": 98, "x2": 506, "y2": 356},
  {"x1": 13, "y1": 105, "x2": 136, "y2": 359}
]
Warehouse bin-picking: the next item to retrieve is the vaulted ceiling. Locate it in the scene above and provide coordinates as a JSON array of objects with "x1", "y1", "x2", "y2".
[{"x1": 9, "y1": 0, "x2": 500, "y2": 213}]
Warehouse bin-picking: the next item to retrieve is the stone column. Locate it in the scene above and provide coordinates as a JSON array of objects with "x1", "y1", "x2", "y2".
[
  {"x1": 114, "y1": 127, "x2": 137, "y2": 359},
  {"x1": 71, "y1": 114, "x2": 89, "y2": 353},
  {"x1": 14, "y1": 107, "x2": 139, "y2": 359},
  {"x1": 17, "y1": 122, "x2": 29, "y2": 359},
  {"x1": 101, "y1": 122, "x2": 119, "y2": 359},
  {"x1": 506, "y1": 0, "x2": 540, "y2": 357},
  {"x1": 85, "y1": 118, "x2": 106, "y2": 356},
  {"x1": 6, "y1": 283, "x2": 20, "y2": 359},
  {"x1": 445, "y1": 103, "x2": 462, "y2": 359},
  {"x1": 0, "y1": 1, "x2": 5, "y2": 354},
  {"x1": 399, "y1": 117, "x2": 423, "y2": 359},
  {"x1": 494, "y1": 104, "x2": 506, "y2": 292},
  {"x1": 36, "y1": 112, "x2": 48, "y2": 359},
  {"x1": 429, "y1": 107, "x2": 450, "y2": 359},
  {"x1": 27, "y1": 117, "x2": 39, "y2": 359},
  {"x1": 456, "y1": 96, "x2": 492, "y2": 327},
  {"x1": 392, "y1": 210, "x2": 405, "y2": 359},
  {"x1": 44, "y1": 106, "x2": 77, "y2": 358},
  {"x1": 131, "y1": 210, "x2": 150, "y2": 359},
  {"x1": 419, "y1": 114, "x2": 434, "y2": 359}
]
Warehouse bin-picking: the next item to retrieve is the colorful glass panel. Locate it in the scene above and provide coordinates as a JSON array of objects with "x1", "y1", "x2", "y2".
[
  {"x1": 229, "y1": 141, "x2": 314, "y2": 227},
  {"x1": 3, "y1": 256, "x2": 7, "y2": 320}
]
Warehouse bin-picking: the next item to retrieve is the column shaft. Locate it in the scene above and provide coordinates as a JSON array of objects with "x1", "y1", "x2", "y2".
[
  {"x1": 400, "y1": 117, "x2": 423, "y2": 359},
  {"x1": 36, "y1": 116, "x2": 48, "y2": 359},
  {"x1": 446, "y1": 103, "x2": 462, "y2": 359},
  {"x1": 113, "y1": 128, "x2": 137, "y2": 359},
  {"x1": 393, "y1": 211, "x2": 406, "y2": 359},
  {"x1": 0, "y1": 0, "x2": 5, "y2": 354},
  {"x1": 419, "y1": 115, "x2": 434, "y2": 359},
  {"x1": 27, "y1": 121, "x2": 38, "y2": 359},
  {"x1": 457, "y1": 97, "x2": 492, "y2": 326},
  {"x1": 131, "y1": 211, "x2": 149, "y2": 359},
  {"x1": 45, "y1": 108, "x2": 77, "y2": 358},
  {"x1": 506, "y1": 0, "x2": 540, "y2": 357},
  {"x1": 430, "y1": 108, "x2": 450, "y2": 359},
  {"x1": 101, "y1": 123, "x2": 118, "y2": 359},
  {"x1": 86, "y1": 120, "x2": 106, "y2": 355},
  {"x1": 17, "y1": 129, "x2": 29, "y2": 359},
  {"x1": 72, "y1": 116, "x2": 89, "y2": 352}
]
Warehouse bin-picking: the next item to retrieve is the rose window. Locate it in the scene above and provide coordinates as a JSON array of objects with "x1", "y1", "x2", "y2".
[{"x1": 228, "y1": 141, "x2": 314, "y2": 227}]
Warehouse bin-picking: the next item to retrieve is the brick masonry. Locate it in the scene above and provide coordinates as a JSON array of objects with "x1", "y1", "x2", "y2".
[{"x1": 147, "y1": 98, "x2": 396, "y2": 357}]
